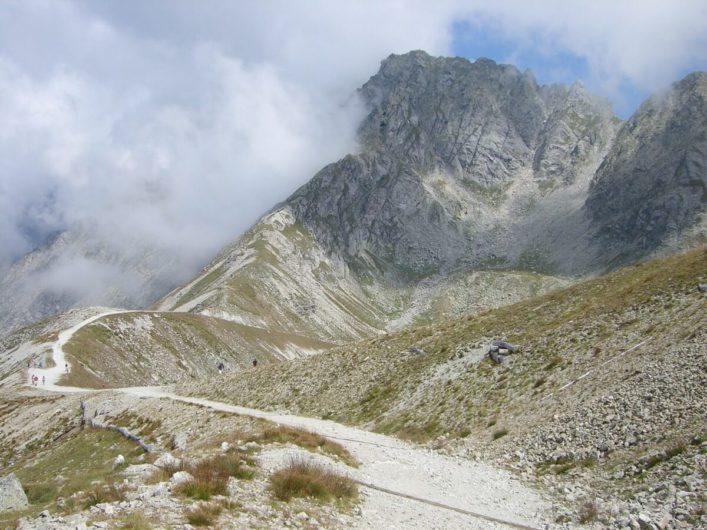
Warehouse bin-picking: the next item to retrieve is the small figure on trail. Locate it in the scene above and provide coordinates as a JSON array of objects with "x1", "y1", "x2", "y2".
[
  {"x1": 487, "y1": 340, "x2": 518, "y2": 363},
  {"x1": 217, "y1": 362, "x2": 225, "y2": 375},
  {"x1": 65, "y1": 363, "x2": 69, "y2": 374},
  {"x1": 252, "y1": 358, "x2": 258, "y2": 368},
  {"x1": 32, "y1": 374, "x2": 38, "y2": 386},
  {"x1": 42, "y1": 376, "x2": 45, "y2": 385}
]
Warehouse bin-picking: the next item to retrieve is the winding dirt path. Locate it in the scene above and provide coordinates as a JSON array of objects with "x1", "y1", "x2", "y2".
[{"x1": 29, "y1": 312, "x2": 552, "y2": 529}]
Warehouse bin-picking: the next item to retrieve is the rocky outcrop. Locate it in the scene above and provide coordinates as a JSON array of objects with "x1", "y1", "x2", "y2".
[
  {"x1": 585, "y1": 72, "x2": 707, "y2": 268},
  {"x1": 4, "y1": 51, "x2": 706, "y2": 349},
  {"x1": 0, "y1": 473, "x2": 29, "y2": 512}
]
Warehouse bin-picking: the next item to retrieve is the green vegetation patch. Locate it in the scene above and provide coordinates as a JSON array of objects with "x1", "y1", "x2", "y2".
[{"x1": 1, "y1": 428, "x2": 144, "y2": 525}]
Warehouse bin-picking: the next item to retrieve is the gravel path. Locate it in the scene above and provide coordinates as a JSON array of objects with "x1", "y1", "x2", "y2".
[{"x1": 29, "y1": 312, "x2": 552, "y2": 530}]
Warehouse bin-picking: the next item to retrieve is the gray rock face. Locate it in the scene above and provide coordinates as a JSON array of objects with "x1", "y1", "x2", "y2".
[
  {"x1": 0, "y1": 473, "x2": 29, "y2": 512},
  {"x1": 585, "y1": 72, "x2": 707, "y2": 267},
  {"x1": 155, "y1": 52, "x2": 704, "y2": 354},
  {"x1": 290, "y1": 51, "x2": 617, "y2": 279}
]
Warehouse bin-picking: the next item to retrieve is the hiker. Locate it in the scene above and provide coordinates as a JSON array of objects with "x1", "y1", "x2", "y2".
[
  {"x1": 42, "y1": 376, "x2": 45, "y2": 385},
  {"x1": 487, "y1": 340, "x2": 517, "y2": 363},
  {"x1": 65, "y1": 363, "x2": 69, "y2": 373},
  {"x1": 252, "y1": 358, "x2": 258, "y2": 368},
  {"x1": 217, "y1": 362, "x2": 224, "y2": 375}
]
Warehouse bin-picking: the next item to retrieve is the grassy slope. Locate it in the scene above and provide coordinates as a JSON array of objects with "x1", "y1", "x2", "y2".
[
  {"x1": 62, "y1": 312, "x2": 334, "y2": 388},
  {"x1": 185, "y1": 247, "x2": 706, "y2": 440}
]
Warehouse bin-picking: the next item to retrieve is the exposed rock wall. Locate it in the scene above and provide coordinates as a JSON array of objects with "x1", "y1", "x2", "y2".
[{"x1": 585, "y1": 72, "x2": 707, "y2": 268}]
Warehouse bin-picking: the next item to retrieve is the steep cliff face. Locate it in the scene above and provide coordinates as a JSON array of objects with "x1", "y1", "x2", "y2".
[
  {"x1": 289, "y1": 51, "x2": 617, "y2": 279},
  {"x1": 155, "y1": 52, "x2": 618, "y2": 345},
  {"x1": 584, "y1": 72, "x2": 707, "y2": 267}
]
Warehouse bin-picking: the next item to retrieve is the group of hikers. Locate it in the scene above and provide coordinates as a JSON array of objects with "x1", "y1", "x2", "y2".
[
  {"x1": 27, "y1": 361, "x2": 69, "y2": 387},
  {"x1": 217, "y1": 358, "x2": 258, "y2": 374}
]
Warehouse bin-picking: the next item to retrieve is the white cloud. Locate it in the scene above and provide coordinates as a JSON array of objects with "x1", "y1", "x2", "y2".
[{"x1": 458, "y1": 0, "x2": 707, "y2": 107}]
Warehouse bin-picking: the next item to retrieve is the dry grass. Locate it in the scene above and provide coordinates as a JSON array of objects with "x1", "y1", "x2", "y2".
[
  {"x1": 184, "y1": 502, "x2": 223, "y2": 527},
  {"x1": 82, "y1": 482, "x2": 125, "y2": 508},
  {"x1": 269, "y1": 456, "x2": 357, "y2": 502},
  {"x1": 119, "y1": 512, "x2": 153, "y2": 530},
  {"x1": 174, "y1": 454, "x2": 254, "y2": 500},
  {"x1": 249, "y1": 425, "x2": 358, "y2": 467}
]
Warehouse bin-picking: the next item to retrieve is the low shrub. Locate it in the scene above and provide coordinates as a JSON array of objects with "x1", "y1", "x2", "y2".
[
  {"x1": 82, "y1": 482, "x2": 125, "y2": 508},
  {"x1": 578, "y1": 500, "x2": 598, "y2": 523},
  {"x1": 24, "y1": 482, "x2": 58, "y2": 505},
  {"x1": 119, "y1": 512, "x2": 152, "y2": 530},
  {"x1": 175, "y1": 454, "x2": 254, "y2": 500},
  {"x1": 269, "y1": 457, "x2": 357, "y2": 502},
  {"x1": 492, "y1": 428, "x2": 508, "y2": 440},
  {"x1": 184, "y1": 502, "x2": 222, "y2": 527},
  {"x1": 250, "y1": 426, "x2": 358, "y2": 467}
]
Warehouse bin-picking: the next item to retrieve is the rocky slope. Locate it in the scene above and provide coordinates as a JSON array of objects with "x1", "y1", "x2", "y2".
[
  {"x1": 0, "y1": 391, "x2": 363, "y2": 529},
  {"x1": 153, "y1": 51, "x2": 618, "y2": 350},
  {"x1": 184, "y1": 247, "x2": 707, "y2": 528},
  {"x1": 4, "y1": 51, "x2": 706, "y2": 347},
  {"x1": 155, "y1": 53, "x2": 706, "y2": 354}
]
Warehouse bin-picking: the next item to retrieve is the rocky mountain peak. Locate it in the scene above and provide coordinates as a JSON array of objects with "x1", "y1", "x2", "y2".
[{"x1": 357, "y1": 51, "x2": 547, "y2": 186}]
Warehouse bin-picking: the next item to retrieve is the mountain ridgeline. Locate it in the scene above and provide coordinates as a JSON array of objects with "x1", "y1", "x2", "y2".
[
  {"x1": 2, "y1": 51, "x2": 706, "y2": 349},
  {"x1": 154, "y1": 51, "x2": 706, "y2": 350}
]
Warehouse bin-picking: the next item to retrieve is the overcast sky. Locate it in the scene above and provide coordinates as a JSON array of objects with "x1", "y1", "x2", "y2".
[{"x1": 1, "y1": 0, "x2": 706, "y2": 299}]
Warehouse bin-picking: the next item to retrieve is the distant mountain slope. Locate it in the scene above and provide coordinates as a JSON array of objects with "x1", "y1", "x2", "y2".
[
  {"x1": 585, "y1": 71, "x2": 707, "y2": 267},
  {"x1": 154, "y1": 51, "x2": 617, "y2": 346},
  {"x1": 0, "y1": 228, "x2": 187, "y2": 336},
  {"x1": 155, "y1": 52, "x2": 705, "y2": 354}
]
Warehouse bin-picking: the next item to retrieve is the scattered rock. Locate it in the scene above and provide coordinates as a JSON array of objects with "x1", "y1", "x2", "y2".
[
  {"x1": 122, "y1": 464, "x2": 159, "y2": 479},
  {"x1": 169, "y1": 471, "x2": 194, "y2": 487},
  {"x1": 113, "y1": 454, "x2": 125, "y2": 468},
  {"x1": 239, "y1": 441, "x2": 259, "y2": 452},
  {"x1": 0, "y1": 473, "x2": 29, "y2": 512},
  {"x1": 226, "y1": 476, "x2": 239, "y2": 496},
  {"x1": 154, "y1": 453, "x2": 181, "y2": 469},
  {"x1": 171, "y1": 432, "x2": 188, "y2": 451}
]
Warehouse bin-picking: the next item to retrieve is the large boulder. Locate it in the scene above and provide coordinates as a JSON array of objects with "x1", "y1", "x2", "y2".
[{"x1": 0, "y1": 473, "x2": 29, "y2": 512}]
